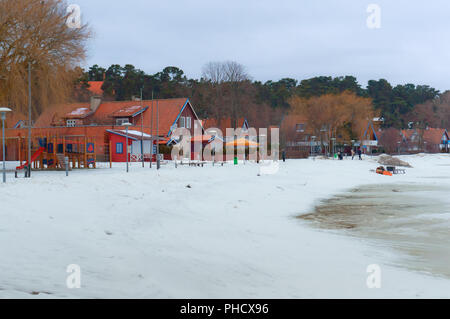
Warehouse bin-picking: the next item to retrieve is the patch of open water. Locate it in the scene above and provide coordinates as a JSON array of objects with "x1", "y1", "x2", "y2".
[{"x1": 299, "y1": 183, "x2": 450, "y2": 279}]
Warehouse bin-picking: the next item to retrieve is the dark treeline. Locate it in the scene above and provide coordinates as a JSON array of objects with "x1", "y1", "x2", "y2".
[{"x1": 76, "y1": 63, "x2": 444, "y2": 129}]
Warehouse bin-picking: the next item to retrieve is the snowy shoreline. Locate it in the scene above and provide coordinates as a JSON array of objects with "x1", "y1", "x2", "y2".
[{"x1": 1, "y1": 154, "x2": 450, "y2": 298}]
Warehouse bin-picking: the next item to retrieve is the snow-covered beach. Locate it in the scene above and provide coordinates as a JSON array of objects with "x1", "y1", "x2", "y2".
[{"x1": 1, "y1": 154, "x2": 450, "y2": 298}]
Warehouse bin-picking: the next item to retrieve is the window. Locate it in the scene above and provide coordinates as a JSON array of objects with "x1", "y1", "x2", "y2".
[
  {"x1": 296, "y1": 123, "x2": 305, "y2": 132},
  {"x1": 116, "y1": 142, "x2": 124, "y2": 154},
  {"x1": 179, "y1": 117, "x2": 185, "y2": 128},
  {"x1": 186, "y1": 117, "x2": 191, "y2": 129},
  {"x1": 116, "y1": 118, "x2": 130, "y2": 126},
  {"x1": 67, "y1": 120, "x2": 76, "y2": 127}
]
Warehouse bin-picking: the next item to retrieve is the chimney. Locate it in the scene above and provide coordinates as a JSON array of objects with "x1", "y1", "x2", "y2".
[{"x1": 90, "y1": 96, "x2": 102, "y2": 112}]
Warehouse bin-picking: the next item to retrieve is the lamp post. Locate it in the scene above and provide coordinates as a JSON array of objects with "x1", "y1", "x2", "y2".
[
  {"x1": 1, "y1": 107, "x2": 12, "y2": 183},
  {"x1": 123, "y1": 122, "x2": 132, "y2": 173},
  {"x1": 156, "y1": 100, "x2": 160, "y2": 170},
  {"x1": 331, "y1": 137, "x2": 336, "y2": 159},
  {"x1": 27, "y1": 62, "x2": 32, "y2": 178},
  {"x1": 140, "y1": 87, "x2": 145, "y2": 168},
  {"x1": 311, "y1": 136, "x2": 316, "y2": 157}
]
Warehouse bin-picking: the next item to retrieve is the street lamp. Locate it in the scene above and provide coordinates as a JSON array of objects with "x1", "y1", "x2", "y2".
[
  {"x1": 123, "y1": 122, "x2": 132, "y2": 173},
  {"x1": 311, "y1": 136, "x2": 316, "y2": 157},
  {"x1": 331, "y1": 137, "x2": 336, "y2": 159},
  {"x1": 1, "y1": 107, "x2": 12, "y2": 183}
]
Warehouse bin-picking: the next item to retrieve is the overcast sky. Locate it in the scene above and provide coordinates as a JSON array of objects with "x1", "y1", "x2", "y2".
[{"x1": 75, "y1": 0, "x2": 450, "y2": 91}]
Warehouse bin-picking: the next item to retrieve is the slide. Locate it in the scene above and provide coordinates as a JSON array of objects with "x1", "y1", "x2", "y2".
[{"x1": 16, "y1": 147, "x2": 46, "y2": 170}]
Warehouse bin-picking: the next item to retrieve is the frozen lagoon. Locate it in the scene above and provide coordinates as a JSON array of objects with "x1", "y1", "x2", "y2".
[
  {"x1": 300, "y1": 183, "x2": 450, "y2": 279},
  {"x1": 0, "y1": 154, "x2": 450, "y2": 298}
]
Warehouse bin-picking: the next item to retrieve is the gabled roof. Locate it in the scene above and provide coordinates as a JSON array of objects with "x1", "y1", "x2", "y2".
[
  {"x1": 363, "y1": 120, "x2": 379, "y2": 141},
  {"x1": 33, "y1": 98, "x2": 196, "y2": 136},
  {"x1": 400, "y1": 128, "x2": 448, "y2": 145},
  {"x1": 134, "y1": 98, "x2": 200, "y2": 137},
  {"x1": 423, "y1": 128, "x2": 448, "y2": 144}
]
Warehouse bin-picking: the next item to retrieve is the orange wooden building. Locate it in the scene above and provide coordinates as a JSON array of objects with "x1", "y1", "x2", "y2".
[{"x1": 3, "y1": 97, "x2": 202, "y2": 164}]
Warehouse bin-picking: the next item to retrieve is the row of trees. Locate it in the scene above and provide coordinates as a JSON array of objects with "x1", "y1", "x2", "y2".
[
  {"x1": 79, "y1": 65, "x2": 444, "y2": 131},
  {"x1": 79, "y1": 62, "x2": 283, "y2": 129}
]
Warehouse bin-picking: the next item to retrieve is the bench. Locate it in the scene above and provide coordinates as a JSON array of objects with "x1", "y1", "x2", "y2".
[{"x1": 189, "y1": 161, "x2": 207, "y2": 167}]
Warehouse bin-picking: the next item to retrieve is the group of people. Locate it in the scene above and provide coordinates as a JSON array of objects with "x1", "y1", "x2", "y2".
[
  {"x1": 279, "y1": 148, "x2": 363, "y2": 162},
  {"x1": 351, "y1": 148, "x2": 363, "y2": 160},
  {"x1": 337, "y1": 148, "x2": 362, "y2": 161}
]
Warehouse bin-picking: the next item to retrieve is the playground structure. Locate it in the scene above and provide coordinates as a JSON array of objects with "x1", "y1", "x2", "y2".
[{"x1": 6, "y1": 134, "x2": 96, "y2": 171}]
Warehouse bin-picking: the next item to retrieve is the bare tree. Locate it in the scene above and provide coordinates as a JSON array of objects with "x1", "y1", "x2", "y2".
[
  {"x1": 202, "y1": 62, "x2": 226, "y2": 84},
  {"x1": 222, "y1": 61, "x2": 250, "y2": 83},
  {"x1": 201, "y1": 61, "x2": 251, "y2": 126},
  {"x1": 0, "y1": 0, "x2": 91, "y2": 117},
  {"x1": 202, "y1": 61, "x2": 250, "y2": 84}
]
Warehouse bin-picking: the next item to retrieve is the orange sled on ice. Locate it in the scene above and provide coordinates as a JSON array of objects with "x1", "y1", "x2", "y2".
[{"x1": 376, "y1": 166, "x2": 393, "y2": 176}]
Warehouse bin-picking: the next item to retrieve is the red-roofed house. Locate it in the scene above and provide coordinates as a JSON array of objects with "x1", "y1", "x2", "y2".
[
  {"x1": 398, "y1": 128, "x2": 449, "y2": 153},
  {"x1": 423, "y1": 128, "x2": 449, "y2": 153},
  {"x1": 4, "y1": 98, "x2": 202, "y2": 162}
]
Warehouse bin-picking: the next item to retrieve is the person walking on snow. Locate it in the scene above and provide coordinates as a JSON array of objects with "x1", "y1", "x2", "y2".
[
  {"x1": 351, "y1": 149, "x2": 356, "y2": 160},
  {"x1": 358, "y1": 148, "x2": 362, "y2": 160}
]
